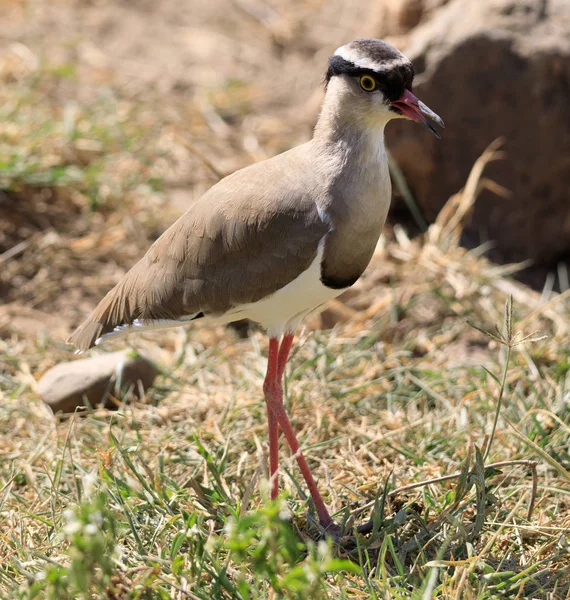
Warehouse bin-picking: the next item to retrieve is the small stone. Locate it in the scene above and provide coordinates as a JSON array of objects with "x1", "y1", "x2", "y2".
[{"x1": 38, "y1": 350, "x2": 158, "y2": 413}]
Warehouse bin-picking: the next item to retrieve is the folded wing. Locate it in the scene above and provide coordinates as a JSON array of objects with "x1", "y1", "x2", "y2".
[{"x1": 68, "y1": 153, "x2": 329, "y2": 351}]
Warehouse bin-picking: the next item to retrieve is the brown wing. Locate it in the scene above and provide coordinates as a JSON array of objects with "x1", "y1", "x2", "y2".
[{"x1": 68, "y1": 148, "x2": 329, "y2": 351}]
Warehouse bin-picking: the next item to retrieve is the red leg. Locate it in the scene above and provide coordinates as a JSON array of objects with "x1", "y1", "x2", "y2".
[
  {"x1": 263, "y1": 338, "x2": 280, "y2": 500},
  {"x1": 263, "y1": 334, "x2": 295, "y2": 500},
  {"x1": 264, "y1": 334, "x2": 334, "y2": 529},
  {"x1": 277, "y1": 333, "x2": 294, "y2": 380},
  {"x1": 267, "y1": 411, "x2": 279, "y2": 500},
  {"x1": 263, "y1": 334, "x2": 294, "y2": 500}
]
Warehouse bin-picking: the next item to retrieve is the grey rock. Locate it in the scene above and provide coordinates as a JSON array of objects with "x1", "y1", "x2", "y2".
[
  {"x1": 38, "y1": 351, "x2": 158, "y2": 413},
  {"x1": 387, "y1": 0, "x2": 570, "y2": 268}
]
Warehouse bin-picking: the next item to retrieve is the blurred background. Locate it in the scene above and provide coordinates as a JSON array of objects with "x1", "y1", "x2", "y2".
[
  {"x1": 1, "y1": 0, "x2": 569, "y2": 333},
  {"x1": 2, "y1": 5, "x2": 570, "y2": 595}
]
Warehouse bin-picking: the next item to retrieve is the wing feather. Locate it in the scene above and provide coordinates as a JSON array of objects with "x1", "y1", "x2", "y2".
[{"x1": 68, "y1": 146, "x2": 329, "y2": 351}]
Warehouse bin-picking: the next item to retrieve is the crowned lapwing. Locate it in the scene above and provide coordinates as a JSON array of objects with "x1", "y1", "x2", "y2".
[{"x1": 69, "y1": 38, "x2": 443, "y2": 531}]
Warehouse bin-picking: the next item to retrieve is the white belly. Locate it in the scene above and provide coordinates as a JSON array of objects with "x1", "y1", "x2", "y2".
[{"x1": 220, "y1": 243, "x2": 344, "y2": 337}]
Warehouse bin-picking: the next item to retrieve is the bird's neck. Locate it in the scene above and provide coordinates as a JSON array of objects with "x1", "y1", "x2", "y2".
[
  {"x1": 310, "y1": 81, "x2": 393, "y2": 273},
  {"x1": 312, "y1": 84, "x2": 391, "y2": 185},
  {"x1": 312, "y1": 93, "x2": 390, "y2": 179},
  {"x1": 314, "y1": 82, "x2": 390, "y2": 150}
]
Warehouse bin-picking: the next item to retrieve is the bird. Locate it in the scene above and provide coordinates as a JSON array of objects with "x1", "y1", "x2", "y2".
[{"x1": 68, "y1": 38, "x2": 443, "y2": 533}]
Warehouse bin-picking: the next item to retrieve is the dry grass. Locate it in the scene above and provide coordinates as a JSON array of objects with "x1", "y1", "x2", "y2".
[
  {"x1": 2, "y1": 139, "x2": 569, "y2": 596},
  {"x1": 1, "y1": 2, "x2": 570, "y2": 598}
]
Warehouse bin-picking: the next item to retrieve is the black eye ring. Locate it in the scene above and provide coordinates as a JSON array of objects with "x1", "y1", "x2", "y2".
[{"x1": 359, "y1": 75, "x2": 377, "y2": 92}]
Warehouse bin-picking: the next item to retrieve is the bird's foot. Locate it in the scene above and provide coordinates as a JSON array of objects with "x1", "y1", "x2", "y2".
[{"x1": 316, "y1": 517, "x2": 376, "y2": 544}]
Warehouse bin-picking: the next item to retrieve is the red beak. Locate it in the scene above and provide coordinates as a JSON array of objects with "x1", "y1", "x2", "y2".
[{"x1": 391, "y1": 89, "x2": 444, "y2": 138}]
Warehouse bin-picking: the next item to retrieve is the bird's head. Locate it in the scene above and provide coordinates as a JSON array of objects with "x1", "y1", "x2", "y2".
[{"x1": 324, "y1": 38, "x2": 444, "y2": 137}]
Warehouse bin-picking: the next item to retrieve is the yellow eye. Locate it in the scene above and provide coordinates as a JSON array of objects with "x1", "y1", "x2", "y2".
[{"x1": 359, "y1": 75, "x2": 376, "y2": 92}]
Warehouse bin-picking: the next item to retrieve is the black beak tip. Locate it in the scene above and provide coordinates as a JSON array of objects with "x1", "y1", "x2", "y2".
[{"x1": 423, "y1": 122, "x2": 442, "y2": 139}]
